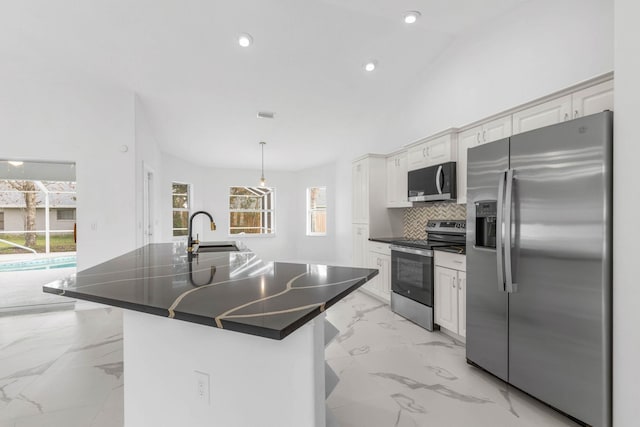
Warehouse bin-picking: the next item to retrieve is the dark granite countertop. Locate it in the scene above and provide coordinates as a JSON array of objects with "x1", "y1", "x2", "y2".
[
  {"x1": 43, "y1": 243, "x2": 378, "y2": 340},
  {"x1": 369, "y1": 237, "x2": 406, "y2": 244}
]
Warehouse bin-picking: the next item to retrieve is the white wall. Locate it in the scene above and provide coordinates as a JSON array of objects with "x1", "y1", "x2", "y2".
[
  {"x1": 613, "y1": 1, "x2": 640, "y2": 425},
  {"x1": 134, "y1": 96, "x2": 163, "y2": 247},
  {"x1": 0, "y1": 60, "x2": 137, "y2": 270},
  {"x1": 160, "y1": 152, "x2": 298, "y2": 262},
  {"x1": 372, "y1": 0, "x2": 614, "y2": 153},
  {"x1": 290, "y1": 162, "x2": 338, "y2": 264}
]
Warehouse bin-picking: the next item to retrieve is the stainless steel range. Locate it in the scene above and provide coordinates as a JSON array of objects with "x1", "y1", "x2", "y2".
[{"x1": 389, "y1": 219, "x2": 466, "y2": 331}]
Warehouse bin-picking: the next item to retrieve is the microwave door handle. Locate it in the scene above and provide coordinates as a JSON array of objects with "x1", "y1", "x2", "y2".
[
  {"x1": 496, "y1": 171, "x2": 506, "y2": 292},
  {"x1": 435, "y1": 165, "x2": 443, "y2": 194},
  {"x1": 504, "y1": 168, "x2": 517, "y2": 293}
]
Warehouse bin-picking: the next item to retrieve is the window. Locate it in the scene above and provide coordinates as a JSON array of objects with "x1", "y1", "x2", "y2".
[
  {"x1": 56, "y1": 208, "x2": 76, "y2": 221},
  {"x1": 306, "y1": 187, "x2": 327, "y2": 236},
  {"x1": 229, "y1": 186, "x2": 275, "y2": 235},
  {"x1": 172, "y1": 182, "x2": 190, "y2": 237}
]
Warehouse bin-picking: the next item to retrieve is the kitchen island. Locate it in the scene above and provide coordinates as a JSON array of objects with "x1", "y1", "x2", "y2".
[{"x1": 43, "y1": 242, "x2": 377, "y2": 427}]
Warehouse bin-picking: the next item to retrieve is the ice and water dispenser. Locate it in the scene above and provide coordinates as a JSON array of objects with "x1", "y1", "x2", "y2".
[{"x1": 475, "y1": 201, "x2": 497, "y2": 249}]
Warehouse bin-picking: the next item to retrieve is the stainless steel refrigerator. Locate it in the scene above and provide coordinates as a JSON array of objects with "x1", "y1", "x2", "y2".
[{"x1": 466, "y1": 111, "x2": 612, "y2": 427}]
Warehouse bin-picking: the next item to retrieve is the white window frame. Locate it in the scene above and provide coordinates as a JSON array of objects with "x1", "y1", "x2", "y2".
[
  {"x1": 306, "y1": 186, "x2": 327, "y2": 237},
  {"x1": 56, "y1": 208, "x2": 76, "y2": 221},
  {"x1": 228, "y1": 186, "x2": 275, "y2": 236},
  {"x1": 172, "y1": 182, "x2": 191, "y2": 239}
]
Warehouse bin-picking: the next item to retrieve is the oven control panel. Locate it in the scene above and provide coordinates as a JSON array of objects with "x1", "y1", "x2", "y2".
[{"x1": 426, "y1": 220, "x2": 466, "y2": 233}]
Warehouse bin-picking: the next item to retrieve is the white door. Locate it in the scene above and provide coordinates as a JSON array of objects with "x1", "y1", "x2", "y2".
[
  {"x1": 458, "y1": 271, "x2": 466, "y2": 338},
  {"x1": 143, "y1": 166, "x2": 155, "y2": 245},
  {"x1": 434, "y1": 266, "x2": 458, "y2": 332}
]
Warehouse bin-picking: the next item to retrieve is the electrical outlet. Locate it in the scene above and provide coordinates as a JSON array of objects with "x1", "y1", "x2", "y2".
[{"x1": 195, "y1": 371, "x2": 210, "y2": 405}]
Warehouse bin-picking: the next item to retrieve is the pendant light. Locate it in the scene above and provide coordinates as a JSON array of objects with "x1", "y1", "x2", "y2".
[{"x1": 259, "y1": 141, "x2": 266, "y2": 187}]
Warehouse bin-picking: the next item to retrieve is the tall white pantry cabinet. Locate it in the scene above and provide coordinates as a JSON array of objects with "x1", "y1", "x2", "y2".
[{"x1": 352, "y1": 155, "x2": 403, "y2": 302}]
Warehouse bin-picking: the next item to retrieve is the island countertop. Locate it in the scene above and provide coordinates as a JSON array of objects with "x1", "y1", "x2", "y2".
[{"x1": 43, "y1": 243, "x2": 378, "y2": 340}]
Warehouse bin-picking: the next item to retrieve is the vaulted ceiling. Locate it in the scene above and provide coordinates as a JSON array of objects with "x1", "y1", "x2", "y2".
[{"x1": 1, "y1": 0, "x2": 530, "y2": 170}]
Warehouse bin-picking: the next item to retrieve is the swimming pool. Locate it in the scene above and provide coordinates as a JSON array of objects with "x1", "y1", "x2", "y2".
[{"x1": 0, "y1": 256, "x2": 77, "y2": 272}]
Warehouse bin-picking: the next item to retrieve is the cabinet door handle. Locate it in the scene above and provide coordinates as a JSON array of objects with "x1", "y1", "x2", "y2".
[
  {"x1": 574, "y1": 110, "x2": 579, "y2": 118},
  {"x1": 564, "y1": 112, "x2": 569, "y2": 121},
  {"x1": 476, "y1": 132, "x2": 480, "y2": 144},
  {"x1": 452, "y1": 277, "x2": 456, "y2": 288},
  {"x1": 483, "y1": 130, "x2": 486, "y2": 141}
]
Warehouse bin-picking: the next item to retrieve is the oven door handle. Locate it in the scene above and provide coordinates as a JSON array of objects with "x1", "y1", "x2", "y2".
[{"x1": 390, "y1": 245, "x2": 433, "y2": 257}]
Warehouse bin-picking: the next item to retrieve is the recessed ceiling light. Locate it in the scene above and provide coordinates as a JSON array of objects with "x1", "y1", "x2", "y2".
[
  {"x1": 404, "y1": 11, "x2": 421, "y2": 24},
  {"x1": 257, "y1": 111, "x2": 275, "y2": 119},
  {"x1": 238, "y1": 33, "x2": 253, "y2": 47},
  {"x1": 364, "y1": 61, "x2": 377, "y2": 72}
]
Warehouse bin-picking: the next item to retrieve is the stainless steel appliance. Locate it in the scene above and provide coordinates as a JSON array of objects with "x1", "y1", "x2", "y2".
[
  {"x1": 408, "y1": 161, "x2": 457, "y2": 202},
  {"x1": 390, "y1": 220, "x2": 466, "y2": 331},
  {"x1": 466, "y1": 111, "x2": 612, "y2": 427}
]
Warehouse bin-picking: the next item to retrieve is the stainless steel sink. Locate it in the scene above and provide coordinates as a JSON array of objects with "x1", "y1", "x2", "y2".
[{"x1": 195, "y1": 241, "x2": 239, "y2": 253}]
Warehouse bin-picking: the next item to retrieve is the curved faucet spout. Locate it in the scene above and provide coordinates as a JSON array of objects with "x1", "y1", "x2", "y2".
[{"x1": 187, "y1": 211, "x2": 217, "y2": 252}]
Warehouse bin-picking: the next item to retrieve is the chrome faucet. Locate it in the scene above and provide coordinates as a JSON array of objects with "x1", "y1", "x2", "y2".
[{"x1": 187, "y1": 211, "x2": 216, "y2": 253}]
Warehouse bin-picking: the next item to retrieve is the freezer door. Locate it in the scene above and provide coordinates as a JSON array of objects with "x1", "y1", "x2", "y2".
[
  {"x1": 465, "y1": 138, "x2": 509, "y2": 381},
  {"x1": 507, "y1": 112, "x2": 612, "y2": 427}
]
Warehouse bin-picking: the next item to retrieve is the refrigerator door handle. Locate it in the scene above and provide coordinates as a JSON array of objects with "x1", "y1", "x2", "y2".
[
  {"x1": 504, "y1": 168, "x2": 517, "y2": 293},
  {"x1": 496, "y1": 171, "x2": 506, "y2": 292},
  {"x1": 435, "y1": 165, "x2": 443, "y2": 194}
]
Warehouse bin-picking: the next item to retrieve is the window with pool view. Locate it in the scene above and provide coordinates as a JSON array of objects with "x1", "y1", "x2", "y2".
[
  {"x1": 172, "y1": 182, "x2": 190, "y2": 237},
  {"x1": 229, "y1": 186, "x2": 275, "y2": 235},
  {"x1": 306, "y1": 187, "x2": 327, "y2": 236}
]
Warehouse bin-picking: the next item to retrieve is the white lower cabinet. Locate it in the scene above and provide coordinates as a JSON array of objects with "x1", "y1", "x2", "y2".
[
  {"x1": 434, "y1": 252, "x2": 466, "y2": 338},
  {"x1": 362, "y1": 242, "x2": 391, "y2": 303}
]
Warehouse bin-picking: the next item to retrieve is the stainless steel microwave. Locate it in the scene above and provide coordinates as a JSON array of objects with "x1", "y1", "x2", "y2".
[{"x1": 408, "y1": 161, "x2": 457, "y2": 202}]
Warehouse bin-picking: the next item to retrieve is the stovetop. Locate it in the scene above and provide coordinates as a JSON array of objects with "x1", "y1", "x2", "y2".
[
  {"x1": 370, "y1": 219, "x2": 467, "y2": 253},
  {"x1": 389, "y1": 239, "x2": 463, "y2": 251}
]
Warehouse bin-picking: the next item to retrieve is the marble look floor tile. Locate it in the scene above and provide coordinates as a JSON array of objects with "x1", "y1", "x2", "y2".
[
  {"x1": 0, "y1": 365, "x2": 118, "y2": 421},
  {"x1": 325, "y1": 339, "x2": 350, "y2": 360},
  {"x1": 334, "y1": 321, "x2": 410, "y2": 357},
  {"x1": 11, "y1": 404, "x2": 102, "y2": 427},
  {"x1": 0, "y1": 290, "x2": 586, "y2": 427},
  {"x1": 330, "y1": 395, "x2": 424, "y2": 427},
  {"x1": 90, "y1": 385, "x2": 123, "y2": 427},
  {"x1": 326, "y1": 356, "x2": 389, "y2": 409}
]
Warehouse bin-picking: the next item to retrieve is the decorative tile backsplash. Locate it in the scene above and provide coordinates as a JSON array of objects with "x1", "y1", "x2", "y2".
[{"x1": 403, "y1": 202, "x2": 467, "y2": 239}]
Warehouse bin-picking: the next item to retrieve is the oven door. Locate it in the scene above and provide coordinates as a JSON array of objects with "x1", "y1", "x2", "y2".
[{"x1": 390, "y1": 246, "x2": 434, "y2": 307}]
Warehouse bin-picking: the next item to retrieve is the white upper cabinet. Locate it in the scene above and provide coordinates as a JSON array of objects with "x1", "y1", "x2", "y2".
[
  {"x1": 572, "y1": 80, "x2": 614, "y2": 118},
  {"x1": 483, "y1": 115, "x2": 513, "y2": 144},
  {"x1": 456, "y1": 116, "x2": 511, "y2": 204},
  {"x1": 407, "y1": 132, "x2": 457, "y2": 171},
  {"x1": 512, "y1": 94, "x2": 572, "y2": 135},
  {"x1": 386, "y1": 151, "x2": 411, "y2": 208}
]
